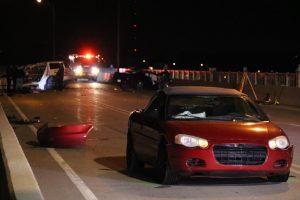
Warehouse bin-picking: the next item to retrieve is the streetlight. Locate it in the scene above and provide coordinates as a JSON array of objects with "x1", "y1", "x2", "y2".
[
  {"x1": 36, "y1": 0, "x2": 56, "y2": 60},
  {"x1": 117, "y1": 0, "x2": 120, "y2": 68}
]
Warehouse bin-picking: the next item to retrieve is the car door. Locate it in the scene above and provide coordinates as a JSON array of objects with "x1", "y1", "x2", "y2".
[{"x1": 139, "y1": 93, "x2": 165, "y2": 164}]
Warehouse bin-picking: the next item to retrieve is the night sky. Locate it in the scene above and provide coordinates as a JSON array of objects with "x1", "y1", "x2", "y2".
[{"x1": 1, "y1": 0, "x2": 300, "y2": 72}]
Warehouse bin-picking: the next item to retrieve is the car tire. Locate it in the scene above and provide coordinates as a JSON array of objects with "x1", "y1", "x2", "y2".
[
  {"x1": 126, "y1": 133, "x2": 144, "y2": 175},
  {"x1": 155, "y1": 145, "x2": 179, "y2": 185},
  {"x1": 268, "y1": 172, "x2": 290, "y2": 182}
]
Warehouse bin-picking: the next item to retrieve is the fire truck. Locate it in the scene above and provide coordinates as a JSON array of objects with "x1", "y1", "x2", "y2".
[{"x1": 68, "y1": 53, "x2": 102, "y2": 81}]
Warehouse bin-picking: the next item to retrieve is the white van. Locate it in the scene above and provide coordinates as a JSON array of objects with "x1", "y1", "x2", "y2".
[{"x1": 22, "y1": 61, "x2": 68, "y2": 90}]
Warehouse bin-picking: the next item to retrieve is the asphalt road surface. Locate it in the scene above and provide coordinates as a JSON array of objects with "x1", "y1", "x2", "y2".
[{"x1": 0, "y1": 82, "x2": 300, "y2": 200}]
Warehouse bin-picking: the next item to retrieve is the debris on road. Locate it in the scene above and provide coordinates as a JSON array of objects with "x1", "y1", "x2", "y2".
[
  {"x1": 37, "y1": 123, "x2": 93, "y2": 147},
  {"x1": 8, "y1": 115, "x2": 40, "y2": 124}
]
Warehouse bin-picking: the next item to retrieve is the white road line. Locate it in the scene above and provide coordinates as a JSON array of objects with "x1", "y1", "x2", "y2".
[
  {"x1": 292, "y1": 163, "x2": 300, "y2": 169},
  {"x1": 98, "y1": 101, "x2": 131, "y2": 115},
  {"x1": 6, "y1": 96, "x2": 99, "y2": 200},
  {"x1": 276, "y1": 122, "x2": 300, "y2": 127},
  {"x1": 291, "y1": 168, "x2": 300, "y2": 175}
]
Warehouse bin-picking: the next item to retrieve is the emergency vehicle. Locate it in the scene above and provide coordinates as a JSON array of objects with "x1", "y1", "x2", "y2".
[{"x1": 68, "y1": 54, "x2": 102, "y2": 81}]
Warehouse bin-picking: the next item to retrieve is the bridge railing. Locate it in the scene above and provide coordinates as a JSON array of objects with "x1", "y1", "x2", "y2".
[{"x1": 150, "y1": 70, "x2": 300, "y2": 88}]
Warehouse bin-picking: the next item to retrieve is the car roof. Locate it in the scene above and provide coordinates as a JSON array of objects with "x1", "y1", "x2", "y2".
[{"x1": 162, "y1": 86, "x2": 244, "y2": 96}]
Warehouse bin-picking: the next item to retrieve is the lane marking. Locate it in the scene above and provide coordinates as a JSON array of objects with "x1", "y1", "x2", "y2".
[
  {"x1": 275, "y1": 122, "x2": 300, "y2": 127},
  {"x1": 292, "y1": 163, "x2": 300, "y2": 169},
  {"x1": 97, "y1": 101, "x2": 131, "y2": 115},
  {"x1": 6, "y1": 96, "x2": 99, "y2": 200},
  {"x1": 291, "y1": 168, "x2": 300, "y2": 175}
]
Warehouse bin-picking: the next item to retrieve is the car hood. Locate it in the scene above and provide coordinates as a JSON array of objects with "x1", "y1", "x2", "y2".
[{"x1": 165, "y1": 120, "x2": 284, "y2": 143}]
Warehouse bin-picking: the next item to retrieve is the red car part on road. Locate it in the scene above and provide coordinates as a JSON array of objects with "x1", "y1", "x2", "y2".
[{"x1": 37, "y1": 123, "x2": 93, "y2": 147}]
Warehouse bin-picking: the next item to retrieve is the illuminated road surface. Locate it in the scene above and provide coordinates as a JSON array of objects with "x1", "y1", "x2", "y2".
[{"x1": 1, "y1": 82, "x2": 299, "y2": 200}]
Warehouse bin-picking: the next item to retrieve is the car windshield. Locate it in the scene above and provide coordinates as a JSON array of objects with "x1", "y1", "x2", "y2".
[{"x1": 167, "y1": 95, "x2": 268, "y2": 122}]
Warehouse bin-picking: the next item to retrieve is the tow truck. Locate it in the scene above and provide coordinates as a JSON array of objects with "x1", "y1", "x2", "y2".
[{"x1": 68, "y1": 53, "x2": 102, "y2": 81}]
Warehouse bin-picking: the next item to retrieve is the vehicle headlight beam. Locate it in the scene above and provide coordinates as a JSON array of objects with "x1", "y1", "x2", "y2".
[
  {"x1": 268, "y1": 136, "x2": 289, "y2": 150},
  {"x1": 74, "y1": 65, "x2": 83, "y2": 76},
  {"x1": 175, "y1": 134, "x2": 209, "y2": 148},
  {"x1": 91, "y1": 66, "x2": 100, "y2": 75}
]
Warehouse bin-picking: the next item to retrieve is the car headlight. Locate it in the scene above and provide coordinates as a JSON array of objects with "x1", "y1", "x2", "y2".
[
  {"x1": 268, "y1": 136, "x2": 289, "y2": 150},
  {"x1": 74, "y1": 65, "x2": 83, "y2": 76},
  {"x1": 91, "y1": 66, "x2": 100, "y2": 75},
  {"x1": 175, "y1": 134, "x2": 209, "y2": 148}
]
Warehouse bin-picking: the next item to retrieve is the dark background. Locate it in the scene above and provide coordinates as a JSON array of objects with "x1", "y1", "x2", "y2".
[{"x1": 1, "y1": 0, "x2": 300, "y2": 72}]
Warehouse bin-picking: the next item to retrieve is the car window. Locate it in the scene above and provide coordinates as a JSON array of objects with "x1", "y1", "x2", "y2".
[
  {"x1": 146, "y1": 97, "x2": 160, "y2": 112},
  {"x1": 144, "y1": 93, "x2": 165, "y2": 119},
  {"x1": 26, "y1": 65, "x2": 46, "y2": 82},
  {"x1": 245, "y1": 99, "x2": 269, "y2": 121}
]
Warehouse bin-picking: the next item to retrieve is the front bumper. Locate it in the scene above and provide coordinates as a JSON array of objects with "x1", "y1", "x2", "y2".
[
  {"x1": 73, "y1": 68, "x2": 99, "y2": 78},
  {"x1": 74, "y1": 74, "x2": 97, "y2": 79},
  {"x1": 168, "y1": 143, "x2": 293, "y2": 177}
]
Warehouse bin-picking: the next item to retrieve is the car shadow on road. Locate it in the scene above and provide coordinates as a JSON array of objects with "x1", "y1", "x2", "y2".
[
  {"x1": 26, "y1": 141, "x2": 42, "y2": 148},
  {"x1": 94, "y1": 156, "x2": 283, "y2": 186},
  {"x1": 94, "y1": 156, "x2": 158, "y2": 184}
]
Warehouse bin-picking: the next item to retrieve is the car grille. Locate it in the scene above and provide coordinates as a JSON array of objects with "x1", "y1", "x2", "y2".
[{"x1": 213, "y1": 144, "x2": 267, "y2": 165}]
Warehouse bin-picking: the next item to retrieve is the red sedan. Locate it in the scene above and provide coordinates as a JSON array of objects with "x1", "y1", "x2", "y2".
[{"x1": 126, "y1": 86, "x2": 293, "y2": 184}]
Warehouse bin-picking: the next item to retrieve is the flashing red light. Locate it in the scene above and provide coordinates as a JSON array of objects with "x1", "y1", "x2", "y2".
[{"x1": 85, "y1": 53, "x2": 93, "y2": 59}]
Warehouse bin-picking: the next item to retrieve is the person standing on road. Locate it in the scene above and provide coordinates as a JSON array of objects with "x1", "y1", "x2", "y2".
[
  {"x1": 15, "y1": 66, "x2": 25, "y2": 92},
  {"x1": 56, "y1": 65, "x2": 64, "y2": 91},
  {"x1": 6, "y1": 65, "x2": 17, "y2": 94}
]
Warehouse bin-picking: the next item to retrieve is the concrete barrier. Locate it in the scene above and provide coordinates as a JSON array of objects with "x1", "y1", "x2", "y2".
[
  {"x1": 0, "y1": 104, "x2": 44, "y2": 200},
  {"x1": 0, "y1": 150, "x2": 10, "y2": 199}
]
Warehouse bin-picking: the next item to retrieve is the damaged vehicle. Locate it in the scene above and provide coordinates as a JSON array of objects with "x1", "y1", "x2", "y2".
[
  {"x1": 22, "y1": 61, "x2": 67, "y2": 91},
  {"x1": 126, "y1": 86, "x2": 293, "y2": 184},
  {"x1": 114, "y1": 69, "x2": 158, "y2": 90}
]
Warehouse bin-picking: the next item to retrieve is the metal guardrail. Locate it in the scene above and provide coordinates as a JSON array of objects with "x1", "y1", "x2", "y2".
[{"x1": 150, "y1": 70, "x2": 300, "y2": 88}]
